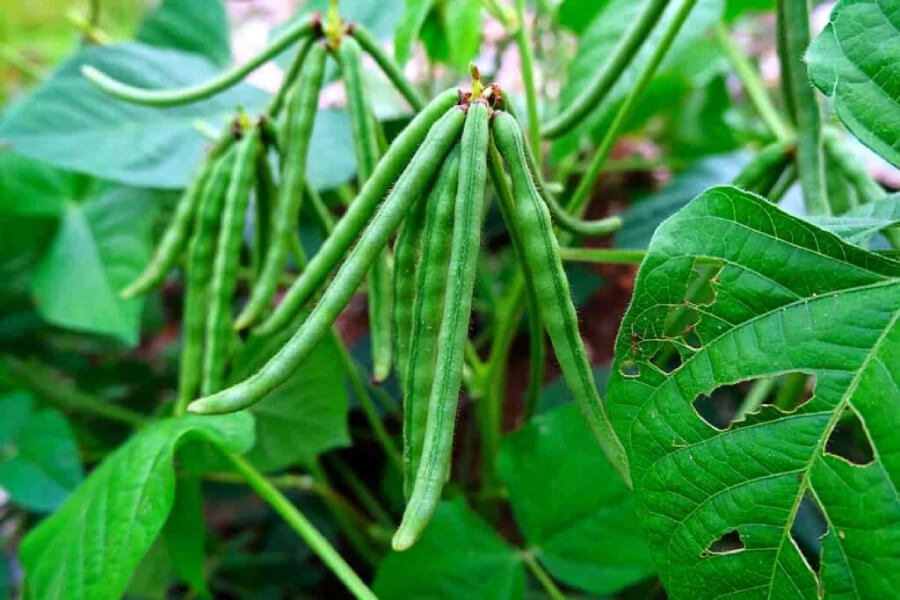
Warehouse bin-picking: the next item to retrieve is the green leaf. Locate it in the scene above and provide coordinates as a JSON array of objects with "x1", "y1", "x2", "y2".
[
  {"x1": 162, "y1": 476, "x2": 209, "y2": 597},
  {"x1": 498, "y1": 403, "x2": 655, "y2": 595},
  {"x1": 374, "y1": 498, "x2": 525, "y2": 599},
  {"x1": 807, "y1": 0, "x2": 900, "y2": 167},
  {"x1": 557, "y1": 0, "x2": 612, "y2": 34},
  {"x1": 302, "y1": 0, "x2": 405, "y2": 40},
  {"x1": 607, "y1": 186, "x2": 900, "y2": 599},
  {"x1": 19, "y1": 412, "x2": 253, "y2": 600},
  {"x1": 808, "y1": 194, "x2": 900, "y2": 245},
  {"x1": 0, "y1": 391, "x2": 83, "y2": 512},
  {"x1": 0, "y1": 150, "x2": 82, "y2": 217},
  {"x1": 0, "y1": 43, "x2": 266, "y2": 188},
  {"x1": 232, "y1": 325, "x2": 350, "y2": 472},
  {"x1": 306, "y1": 109, "x2": 358, "y2": 191},
  {"x1": 443, "y1": 0, "x2": 483, "y2": 72},
  {"x1": 136, "y1": 0, "x2": 231, "y2": 67},
  {"x1": 394, "y1": 0, "x2": 438, "y2": 66},
  {"x1": 30, "y1": 183, "x2": 161, "y2": 345}
]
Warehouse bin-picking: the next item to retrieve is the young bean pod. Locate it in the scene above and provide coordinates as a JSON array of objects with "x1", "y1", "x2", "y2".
[
  {"x1": 401, "y1": 146, "x2": 460, "y2": 498},
  {"x1": 177, "y1": 147, "x2": 237, "y2": 410},
  {"x1": 339, "y1": 34, "x2": 393, "y2": 381},
  {"x1": 492, "y1": 111, "x2": 631, "y2": 485},
  {"x1": 732, "y1": 138, "x2": 796, "y2": 194},
  {"x1": 236, "y1": 42, "x2": 327, "y2": 330},
  {"x1": 202, "y1": 127, "x2": 262, "y2": 394},
  {"x1": 188, "y1": 107, "x2": 466, "y2": 415},
  {"x1": 253, "y1": 144, "x2": 278, "y2": 279},
  {"x1": 393, "y1": 101, "x2": 490, "y2": 551},
  {"x1": 348, "y1": 24, "x2": 426, "y2": 111},
  {"x1": 252, "y1": 88, "x2": 461, "y2": 338},
  {"x1": 823, "y1": 128, "x2": 884, "y2": 203}
]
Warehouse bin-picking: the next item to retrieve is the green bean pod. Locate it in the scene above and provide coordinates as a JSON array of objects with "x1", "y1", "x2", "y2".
[
  {"x1": 252, "y1": 88, "x2": 461, "y2": 338},
  {"x1": 492, "y1": 111, "x2": 631, "y2": 485},
  {"x1": 177, "y1": 147, "x2": 237, "y2": 409},
  {"x1": 236, "y1": 42, "x2": 327, "y2": 331},
  {"x1": 823, "y1": 128, "x2": 885, "y2": 203},
  {"x1": 393, "y1": 101, "x2": 490, "y2": 551},
  {"x1": 188, "y1": 107, "x2": 466, "y2": 415},
  {"x1": 540, "y1": 0, "x2": 668, "y2": 139},
  {"x1": 349, "y1": 24, "x2": 426, "y2": 111},
  {"x1": 339, "y1": 34, "x2": 393, "y2": 381},
  {"x1": 202, "y1": 127, "x2": 262, "y2": 394},
  {"x1": 253, "y1": 144, "x2": 277, "y2": 279},
  {"x1": 732, "y1": 138, "x2": 796, "y2": 194},
  {"x1": 401, "y1": 146, "x2": 460, "y2": 499},
  {"x1": 392, "y1": 188, "x2": 428, "y2": 394}
]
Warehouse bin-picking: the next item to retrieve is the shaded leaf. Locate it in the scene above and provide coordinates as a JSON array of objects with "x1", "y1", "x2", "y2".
[
  {"x1": 162, "y1": 476, "x2": 209, "y2": 597},
  {"x1": 0, "y1": 150, "x2": 82, "y2": 217},
  {"x1": 19, "y1": 413, "x2": 254, "y2": 600},
  {"x1": 498, "y1": 403, "x2": 655, "y2": 595},
  {"x1": 807, "y1": 0, "x2": 900, "y2": 167},
  {"x1": 394, "y1": 0, "x2": 437, "y2": 66},
  {"x1": 608, "y1": 185, "x2": 900, "y2": 599},
  {"x1": 809, "y1": 194, "x2": 900, "y2": 245},
  {"x1": 136, "y1": 0, "x2": 231, "y2": 67}
]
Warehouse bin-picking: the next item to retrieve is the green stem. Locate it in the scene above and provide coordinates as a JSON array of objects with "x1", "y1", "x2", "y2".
[
  {"x1": 224, "y1": 452, "x2": 378, "y2": 600},
  {"x1": 521, "y1": 552, "x2": 567, "y2": 600},
  {"x1": 558, "y1": 247, "x2": 646, "y2": 264},
  {"x1": 568, "y1": 0, "x2": 698, "y2": 218},
  {"x1": 267, "y1": 36, "x2": 315, "y2": 118},
  {"x1": 82, "y1": 16, "x2": 319, "y2": 107},
  {"x1": 713, "y1": 23, "x2": 792, "y2": 143},
  {"x1": 0, "y1": 45, "x2": 45, "y2": 81},
  {"x1": 735, "y1": 377, "x2": 775, "y2": 420},
  {"x1": 513, "y1": 0, "x2": 541, "y2": 161}
]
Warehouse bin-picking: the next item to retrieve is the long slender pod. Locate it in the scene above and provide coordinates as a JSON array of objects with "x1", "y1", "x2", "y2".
[
  {"x1": 202, "y1": 127, "x2": 262, "y2": 394},
  {"x1": 493, "y1": 111, "x2": 631, "y2": 485},
  {"x1": 732, "y1": 138, "x2": 796, "y2": 193},
  {"x1": 82, "y1": 16, "x2": 319, "y2": 107},
  {"x1": 267, "y1": 36, "x2": 315, "y2": 118},
  {"x1": 253, "y1": 141, "x2": 277, "y2": 279},
  {"x1": 540, "y1": 0, "x2": 668, "y2": 139},
  {"x1": 188, "y1": 107, "x2": 466, "y2": 414},
  {"x1": 339, "y1": 34, "x2": 393, "y2": 381},
  {"x1": 392, "y1": 189, "x2": 428, "y2": 394},
  {"x1": 402, "y1": 147, "x2": 460, "y2": 498},
  {"x1": 776, "y1": 0, "x2": 829, "y2": 215},
  {"x1": 349, "y1": 24, "x2": 426, "y2": 111},
  {"x1": 236, "y1": 42, "x2": 327, "y2": 330},
  {"x1": 393, "y1": 101, "x2": 490, "y2": 551},
  {"x1": 176, "y1": 147, "x2": 237, "y2": 414},
  {"x1": 823, "y1": 128, "x2": 885, "y2": 203},
  {"x1": 304, "y1": 181, "x2": 336, "y2": 235},
  {"x1": 253, "y1": 88, "x2": 460, "y2": 338},
  {"x1": 121, "y1": 133, "x2": 235, "y2": 298}
]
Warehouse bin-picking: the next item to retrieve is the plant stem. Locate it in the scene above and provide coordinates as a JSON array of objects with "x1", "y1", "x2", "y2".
[
  {"x1": 713, "y1": 23, "x2": 792, "y2": 143},
  {"x1": 0, "y1": 45, "x2": 44, "y2": 81},
  {"x1": 567, "y1": 0, "x2": 699, "y2": 218},
  {"x1": 521, "y1": 552, "x2": 567, "y2": 600},
  {"x1": 514, "y1": 0, "x2": 541, "y2": 162},
  {"x1": 224, "y1": 452, "x2": 378, "y2": 600},
  {"x1": 735, "y1": 377, "x2": 775, "y2": 420},
  {"x1": 558, "y1": 247, "x2": 646, "y2": 264}
]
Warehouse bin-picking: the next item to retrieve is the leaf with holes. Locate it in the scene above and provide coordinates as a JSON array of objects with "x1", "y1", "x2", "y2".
[
  {"x1": 607, "y1": 185, "x2": 900, "y2": 599},
  {"x1": 806, "y1": 0, "x2": 900, "y2": 168}
]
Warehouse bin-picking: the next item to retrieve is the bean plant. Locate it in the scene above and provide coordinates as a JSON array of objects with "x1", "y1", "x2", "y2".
[{"x1": 0, "y1": 0, "x2": 897, "y2": 598}]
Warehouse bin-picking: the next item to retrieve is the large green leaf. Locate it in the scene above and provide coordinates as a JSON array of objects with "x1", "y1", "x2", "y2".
[
  {"x1": 393, "y1": 0, "x2": 437, "y2": 66},
  {"x1": 807, "y1": 0, "x2": 900, "y2": 167},
  {"x1": 0, "y1": 391, "x2": 83, "y2": 512},
  {"x1": 607, "y1": 186, "x2": 900, "y2": 599},
  {"x1": 373, "y1": 498, "x2": 525, "y2": 599},
  {"x1": 0, "y1": 150, "x2": 82, "y2": 217},
  {"x1": 498, "y1": 403, "x2": 655, "y2": 595},
  {"x1": 0, "y1": 43, "x2": 266, "y2": 188},
  {"x1": 30, "y1": 182, "x2": 160, "y2": 345},
  {"x1": 19, "y1": 412, "x2": 253, "y2": 600},
  {"x1": 809, "y1": 194, "x2": 900, "y2": 245},
  {"x1": 136, "y1": 0, "x2": 231, "y2": 67}
]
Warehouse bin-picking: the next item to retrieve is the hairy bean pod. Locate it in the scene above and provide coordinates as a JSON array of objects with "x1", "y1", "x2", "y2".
[
  {"x1": 339, "y1": 34, "x2": 393, "y2": 381},
  {"x1": 202, "y1": 127, "x2": 262, "y2": 394},
  {"x1": 253, "y1": 144, "x2": 277, "y2": 279},
  {"x1": 391, "y1": 193, "x2": 427, "y2": 394},
  {"x1": 236, "y1": 42, "x2": 327, "y2": 330},
  {"x1": 732, "y1": 138, "x2": 796, "y2": 194},
  {"x1": 540, "y1": 0, "x2": 668, "y2": 139},
  {"x1": 492, "y1": 111, "x2": 631, "y2": 485},
  {"x1": 393, "y1": 101, "x2": 490, "y2": 551},
  {"x1": 253, "y1": 88, "x2": 461, "y2": 338},
  {"x1": 401, "y1": 147, "x2": 460, "y2": 498},
  {"x1": 349, "y1": 24, "x2": 426, "y2": 112},
  {"x1": 267, "y1": 35, "x2": 315, "y2": 118},
  {"x1": 188, "y1": 107, "x2": 466, "y2": 414},
  {"x1": 81, "y1": 16, "x2": 319, "y2": 107},
  {"x1": 177, "y1": 147, "x2": 237, "y2": 409}
]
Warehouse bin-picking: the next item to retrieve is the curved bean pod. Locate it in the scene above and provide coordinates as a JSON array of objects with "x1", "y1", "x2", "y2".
[
  {"x1": 540, "y1": 0, "x2": 668, "y2": 139},
  {"x1": 188, "y1": 106, "x2": 466, "y2": 414},
  {"x1": 252, "y1": 143, "x2": 277, "y2": 279},
  {"x1": 81, "y1": 16, "x2": 319, "y2": 107},
  {"x1": 176, "y1": 147, "x2": 237, "y2": 411},
  {"x1": 823, "y1": 128, "x2": 884, "y2": 203},
  {"x1": 236, "y1": 42, "x2": 327, "y2": 331},
  {"x1": 492, "y1": 111, "x2": 631, "y2": 485},
  {"x1": 732, "y1": 138, "x2": 796, "y2": 193},
  {"x1": 252, "y1": 88, "x2": 461, "y2": 338},
  {"x1": 349, "y1": 24, "x2": 426, "y2": 111},
  {"x1": 401, "y1": 146, "x2": 460, "y2": 498},
  {"x1": 339, "y1": 34, "x2": 393, "y2": 381},
  {"x1": 202, "y1": 127, "x2": 262, "y2": 394},
  {"x1": 393, "y1": 101, "x2": 490, "y2": 551}
]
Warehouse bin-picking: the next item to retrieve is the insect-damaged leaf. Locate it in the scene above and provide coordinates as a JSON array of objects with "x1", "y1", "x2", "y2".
[{"x1": 607, "y1": 185, "x2": 900, "y2": 599}]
